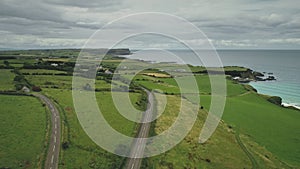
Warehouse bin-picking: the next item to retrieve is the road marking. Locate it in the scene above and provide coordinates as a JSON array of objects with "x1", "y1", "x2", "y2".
[
  {"x1": 55, "y1": 130, "x2": 57, "y2": 134},
  {"x1": 51, "y1": 155, "x2": 54, "y2": 163},
  {"x1": 131, "y1": 163, "x2": 135, "y2": 169},
  {"x1": 53, "y1": 145, "x2": 56, "y2": 152},
  {"x1": 55, "y1": 117, "x2": 57, "y2": 122},
  {"x1": 54, "y1": 136, "x2": 56, "y2": 143},
  {"x1": 55, "y1": 123, "x2": 57, "y2": 129}
]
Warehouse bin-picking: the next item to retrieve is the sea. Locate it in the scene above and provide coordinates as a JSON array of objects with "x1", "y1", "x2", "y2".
[{"x1": 129, "y1": 49, "x2": 300, "y2": 108}]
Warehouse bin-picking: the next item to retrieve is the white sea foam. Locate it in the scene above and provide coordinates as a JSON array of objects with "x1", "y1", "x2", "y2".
[{"x1": 282, "y1": 103, "x2": 300, "y2": 110}]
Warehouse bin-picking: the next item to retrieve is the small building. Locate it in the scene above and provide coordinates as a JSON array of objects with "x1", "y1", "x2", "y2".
[
  {"x1": 51, "y1": 63, "x2": 58, "y2": 67},
  {"x1": 96, "y1": 65, "x2": 103, "y2": 70},
  {"x1": 233, "y1": 77, "x2": 241, "y2": 80},
  {"x1": 105, "y1": 69, "x2": 113, "y2": 74},
  {"x1": 21, "y1": 86, "x2": 30, "y2": 93}
]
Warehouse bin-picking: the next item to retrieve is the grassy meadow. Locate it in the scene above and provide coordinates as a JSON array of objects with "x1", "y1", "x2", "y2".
[
  {"x1": 42, "y1": 88, "x2": 144, "y2": 168},
  {"x1": 0, "y1": 49, "x2": 299, "y2": 169},
  {"x1": 140, "y1": 73, "x2": 300, "y2": 168},
  {"x1": 143, "y1": 94, "x2": 292, "y2": 169},
  {"x1": 0, "y1": 95, "x2": 47, "y2": 169},
  {"x1": 222, "y1": 92, "x2": 300, "y2": 166},
  {"x1": 0, "y1": 69, "x2": 15, "y2": 90},
  {"x1": 133, "y1": 74, "x2": 246, "y2": 96}
]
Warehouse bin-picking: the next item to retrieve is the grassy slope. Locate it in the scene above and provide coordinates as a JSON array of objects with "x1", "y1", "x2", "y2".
[
  {"x1": 146, "y1": 95, "x2": 252, "y2": 169},
  {"x1": 139, "y1": 74, "x2": 300, "y2": 168},
  {"x1": 0, "y1": 95, "x2": 47, "y2": 169},
  {"x1": 223, "y1": 92, "x2": 300, "y2": 166},
  {"x1": 145, "y1": 94, "x2": 292, "y2": 168}
]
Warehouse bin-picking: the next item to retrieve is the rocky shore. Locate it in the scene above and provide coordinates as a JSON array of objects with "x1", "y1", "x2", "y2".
[{"x1": 225, "y1": 67, "x2": 276, "y2": 83}]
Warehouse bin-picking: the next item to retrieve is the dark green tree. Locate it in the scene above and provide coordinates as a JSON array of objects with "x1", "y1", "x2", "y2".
[{"x1": 3, "y1": 60, "x2": 9, "y2": 66}]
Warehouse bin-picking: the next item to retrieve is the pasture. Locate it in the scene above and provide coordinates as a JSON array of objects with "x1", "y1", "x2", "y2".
[{"x1": 0, "y1": 95, "x2": 47, "y2": 169}]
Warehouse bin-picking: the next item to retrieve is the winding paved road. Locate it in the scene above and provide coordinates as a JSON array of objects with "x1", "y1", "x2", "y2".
[
  {"x1": 125, "y1": 90, "x2": 154, "y2": 169},
  {"x1": 34, "y1": 94, "x2": 61, "y2": 169}
]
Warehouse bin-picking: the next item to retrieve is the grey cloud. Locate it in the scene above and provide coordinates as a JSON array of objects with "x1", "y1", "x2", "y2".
[
  {"x1": 44, "y1": 0, "x2": 121, "y2": 9},
  {"x1": 0, "y1": 0, "x2": 299, "y2": 49},
  {"x1": 0, "y1": 0, "x2": 64, "y2": 23}
]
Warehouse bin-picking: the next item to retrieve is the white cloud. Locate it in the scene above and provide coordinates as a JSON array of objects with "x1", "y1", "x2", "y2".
[{"x1": 268, "y1": 38, "x2": 300, "y2": 44}]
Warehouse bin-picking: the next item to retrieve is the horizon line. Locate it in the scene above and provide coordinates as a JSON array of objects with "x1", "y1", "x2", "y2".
[{"x1": 1, "y1": 47, "x2": 300, "y2": 51}]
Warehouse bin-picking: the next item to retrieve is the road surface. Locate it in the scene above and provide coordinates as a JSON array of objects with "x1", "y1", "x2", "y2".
[
  {"x1": 34, "y1": 94, "x2": 61, "y2": 169},
  {"x1": 125, "y1": 90, "x2": 154, "y2": 169}
]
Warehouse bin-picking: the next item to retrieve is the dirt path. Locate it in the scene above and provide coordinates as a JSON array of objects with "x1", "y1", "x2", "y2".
[{"x1": 235, "y1": 130, "x2": 259, "y2": 169}]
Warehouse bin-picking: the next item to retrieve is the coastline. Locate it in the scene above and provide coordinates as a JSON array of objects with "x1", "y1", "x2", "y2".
[
  {"x1": 122, "y1": 51, "x2": 300, "y2": 111},
  {"x1": 281, "y1": 103, "x2": 300, "y2": 110},
  {"x1": 248, "y1": 82, "x2": 300, "y2": 111}
]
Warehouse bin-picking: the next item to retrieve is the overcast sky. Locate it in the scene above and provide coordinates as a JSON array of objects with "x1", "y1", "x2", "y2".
[{"x1": 0, "y1": 0, "x2": 300, "y2": 49}]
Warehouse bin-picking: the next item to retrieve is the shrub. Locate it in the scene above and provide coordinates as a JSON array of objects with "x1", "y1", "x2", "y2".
[
  {"x1": 14, "y1": 75, "x2": 24, "y2": 82},
  {"x1": 3, "y1": 60, "x2": 9, "y2": 66},
  {"x1": 15, "y1": 84, "x2": 23, "y2": 90},
  {"x1": 32, "y1": 86, "x2": 42, "y2": 92},
  {"x1": 62, "y1": 141, "x2": 69, "y2": 150},
  {"x1": 205, "y1": 158, "x2": 211, "y2": 163}
]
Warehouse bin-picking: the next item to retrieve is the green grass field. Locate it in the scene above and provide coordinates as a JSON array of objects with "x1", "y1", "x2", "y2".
[
  {"x1": 42, "y1": 89, "x2": 143, "y2": 168},
  {"x1": 25, "y1": 75, "x2": 72, "y2": 89},
  {"x1": 0, "y1": 51, "x2": 299, "y2": 169},
  {"x1": 133, "y1": 73, "x2": 300, "y2": 167},
  {"x1": 188, "y1": 88, "x2": 300, "y2": 166},
  {"x1": 0, "y1": 95, "x2": 47, "y2": 169},
  {"x1": 8, "y1": 58, "x2": 37, "y2": 65},
  {"x1": 25, "y1": 74, "x2": 112, "y2": 90},
  {"x1": 0, "y1": 69, "x2": 15, "y2": 90},
  {"x1": 222, "y1": 92, "x2": 300, "y2": 166},
  {"x1": 134, "y1": 74, "x2": 246, "y2": 96},
  {"x1": 144, "y1": 94, "x2": 291, "y2": 169},
  {"x1": 20, "y1": 69, "x2": 67, "y2": 75}
]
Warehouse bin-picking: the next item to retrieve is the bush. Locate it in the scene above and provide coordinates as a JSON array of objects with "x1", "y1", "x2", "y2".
[
  {"x1": 32, "y1": 86, "x2": 42, "y2": 92},
  {"x1": 205, "y1": 158, "x2": 211, "y2": 163},
  {"x1": 15, "y1": 84, "x2": 23, "y2": 90},
  {"x1": 3, "y1": 60, "x2": 9, "y2": 66},
  {"x1": 62, "y1": 141, "x2": 69, "y2": 150},
  {"x1": 14, "y1": 75, "x2": 24, "y2": 82}
]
